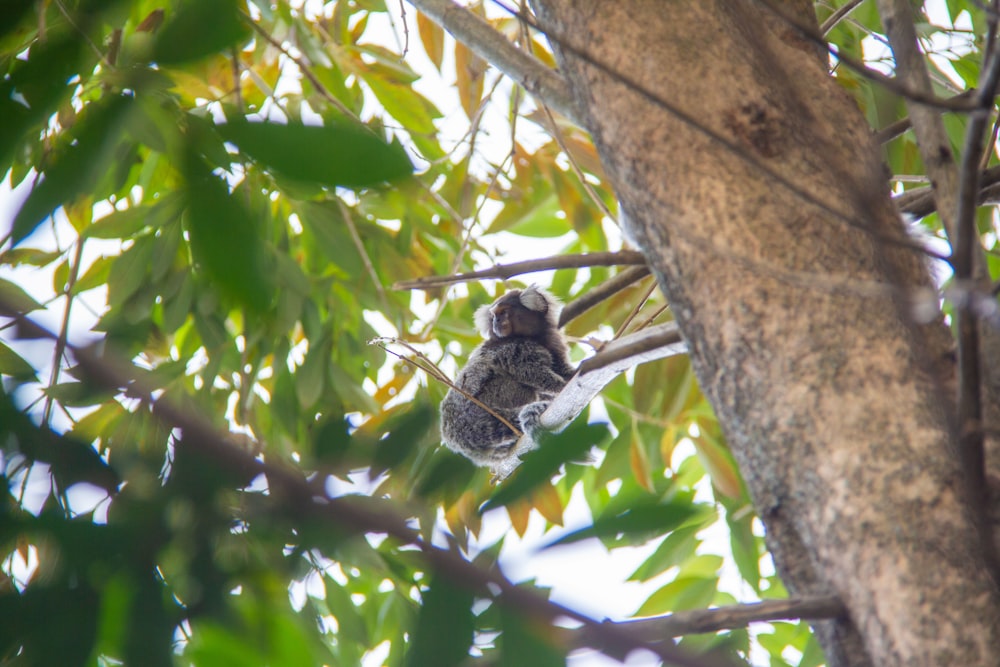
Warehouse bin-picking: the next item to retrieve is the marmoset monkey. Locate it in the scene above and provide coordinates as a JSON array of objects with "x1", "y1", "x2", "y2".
[{"x1": 440, "y1": 285, "x2": 575, "y2": 467}]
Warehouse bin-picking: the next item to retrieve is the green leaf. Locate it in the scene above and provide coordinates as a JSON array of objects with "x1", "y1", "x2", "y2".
[
  {"x1": 372, "y1": 403, "x2": 435, "y2": 473},
  {"x1": 107, "y1": 236, "x2": 154, "y2": 309},
  {"x1": 634, "y1": 576, "x2": 718, "y2": 616},
  {"x1": 12, "y1": 95, "x2": 132, "y2": 244},
  {"x1": 217, "y1": 119, "x2": 413, "y2": 187},
  {"x1": 404, "y1": 575, "x2": 474, "y2": 667},
  {"x1": 415, "y1": 451, "x2": 477, "y2": 500},
  {"x1": 484, "y1": 420, "x2": 608, "y2": 511},
  {"x1": 298, "y1": 201, "x2": 364, "y2": 277},
  {"x1": 544, "y1": 500, "x2": 701, "y2": 548},
  {"x1": 488, "y1": 192, "x2": 568, "y2": 237},
  {"x1": 362, "y1": 70, "x2": 440, "y2": 135},
  {"x1": 325, "y1": 576, "x2": 370, "y2": 644},
  {"x1": 182, "y1": 162, "x2": 274, "y2": 312},
  {"x1": 0, "y1": 248, "x2": 62, "y2": 267},
  {"x1": 728, "y1": 512, "x2": 762, "y2": 592},
  {"x1": 0, "y1": 341, "x2": 36, "y2": 379},
  {"x1": 152, "y1": 0, "x2": 250, "y2": 65},
  {"x1": 312, "y1": 415, "x2": 353, "y2": 464},
  {"x1": 295, "y1": 340, "x2": 328, "y2": 409},
  {"x1": 0, "y1": 278, "x2": 44, "y2": 314},
  {"x1": 73, "y1": 256, "x2": 115, "y2": 294},
  {"x1": 499, "y1": 604, "x2": 566, "y2": 667},
  {"x1": 0, "y1": 0, "x2": 32, "y2": 40},
  {"x1": 628, "y1": 525, "x2": 701, "y2": 582},
  {"x1": 86, "y1": 208, "x2": 149, "y2": 240},
  {"x1": 0, "y1": 34, "x2": 84, "y2": 172},
  {"x1": 44, "y1": 381, "x2": 114, "y2": 408}
]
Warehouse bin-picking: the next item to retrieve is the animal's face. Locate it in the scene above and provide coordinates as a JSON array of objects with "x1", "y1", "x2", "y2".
[
  {"x1": 474, "y1": 286, "x2": 559, "y2": 339},
  {"x1": 488, "y1": 299, "x2": 517, "y2": 337}
]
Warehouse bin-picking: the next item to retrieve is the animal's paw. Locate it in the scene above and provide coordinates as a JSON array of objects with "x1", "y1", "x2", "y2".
[{"x1": 518, "y1": 401, "x2": 550, "y2": 434}]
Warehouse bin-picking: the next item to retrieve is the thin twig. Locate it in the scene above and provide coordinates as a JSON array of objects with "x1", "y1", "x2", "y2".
[
  {"x1": 628, "y1": 302, "x2": 671, "y2": 334},
  {"x1": 607, "y1": 595, "x2": 846, "y2": 643},
  {"x1": 240, "y1": 11, "x2": 360, "y2": 122},
  {"x1": 370, "y1": 337, "x2": 523, "y2": 437},
  {"x1": 231, "y1": 46, "x2": 244, "y2": 111},
  {"x1": 393, "y1": 251, "x2": 647, "y2": 290},
  {"x1": 820, "y1": 0, "x2": 866, "y2": 35},
  {"x1": 875, "y1": 116, "x2": 912, "y2": 145},
  {"x1": 893, "y1": 165, "x2": 1000, "y2": 219},
  {"x1": 612, "y1": 278, "x2": 657, "y2": 341},
  {"x1": 42, "y1": 236, "x2": 85, "y2": 426},
  {"x1": 559, "y1": 265, "x2": 651, "y2": 327},
  {"x1": 577, "y1": 323, "x2": 683, "y2": 375},
  {"x1": 337, "y1": 198, "x2": 389, "y2": 311},
  {"x1": 406, "y1": 0, "x2": 579, "y2": 123}
]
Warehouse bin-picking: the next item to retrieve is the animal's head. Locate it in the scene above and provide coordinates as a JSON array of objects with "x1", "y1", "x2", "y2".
[{"x1": 474, "y1": 285, "x2": 562, "y2": 339}]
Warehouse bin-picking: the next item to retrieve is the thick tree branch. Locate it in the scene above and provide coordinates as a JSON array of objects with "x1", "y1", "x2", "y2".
[
  {"x1": 576, "y1": 322, "x2": 684, "y2": 376},
  {"x1": 952, "y1": 8, "x2": 1000, "y2": 582},
  {"x1": 392, "y1": 251, "x2": 646, "y2": 290},
  {"x1": 405, "y1": 0, "x2": 580, "y2": 123}
]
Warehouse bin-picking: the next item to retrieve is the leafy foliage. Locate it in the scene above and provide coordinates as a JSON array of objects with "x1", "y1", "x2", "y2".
[{"x1": 0, "y1": 1, "x2": 992, "y2": 666}]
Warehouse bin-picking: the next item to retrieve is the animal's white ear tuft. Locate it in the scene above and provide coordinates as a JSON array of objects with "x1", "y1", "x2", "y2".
[
  {"x1": 474, "y1": 304, "x2": 493, "y2": 338},
  {"x1": 519, "y1": 284, "x2": 563, "y2": 324},
  {"x1": 519, "y1": 285, "x2": 549, "y2": 312}
]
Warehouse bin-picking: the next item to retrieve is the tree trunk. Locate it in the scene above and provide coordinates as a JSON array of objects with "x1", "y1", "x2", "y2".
[{"x1": 529, "y1": 1, "x2": 1000, "y2": 665}]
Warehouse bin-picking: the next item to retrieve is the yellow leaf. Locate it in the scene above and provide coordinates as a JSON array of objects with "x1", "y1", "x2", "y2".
[
  {"x1": 456, "y1": 490, "x2": 482, "y2": 537},
  {"x1": 558, "y1": 133, "x2": 605, "y2": 179},
  {"x1": 693, "y1": 432, "x2": 743, "y2": 500},
  {"x1": 416, "y1": 12, "x2": 444, "y2": 70},
  {"x1": 660, "y1": 425, "x2": 679, "y2": 468},
  {"x1": 372, "y1": 368, "x2": 413, "y2": 405},
  {"x1": 529, "y1": 35, "x2": 557, "y2": 68},
  {"x1": 507, "y1": 498, "x2": 531, "y2": 537},
  {"x1": 630, "y1": 430, "x2": 655, "y2": 493},
  {"x1": 445, "y1": 491, "x2": 481, "y2": 546},
  {"x1": 454, "y1": 41, "x2": 486, "y2": 120},
  {"x1": 530, "y1": 482, "x2": 564, "y2": 526}
]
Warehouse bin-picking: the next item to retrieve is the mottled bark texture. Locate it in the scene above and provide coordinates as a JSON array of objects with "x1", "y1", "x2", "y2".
[{"x1": 530, "y1": 1, "x2": 1000, "y2": 665}]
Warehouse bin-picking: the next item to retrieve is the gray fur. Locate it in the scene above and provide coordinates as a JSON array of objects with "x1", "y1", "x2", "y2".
[{"x1": 440, "y1": 286, "x2": 574, "y2": 466}]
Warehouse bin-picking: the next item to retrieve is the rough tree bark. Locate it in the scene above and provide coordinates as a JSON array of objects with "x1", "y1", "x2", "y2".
[{"x1": 528, "y1": 1, "x2": 1000, "y2": 665}]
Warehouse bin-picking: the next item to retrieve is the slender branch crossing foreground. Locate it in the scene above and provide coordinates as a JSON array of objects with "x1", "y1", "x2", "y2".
[
  {"x1": 0, "y1": 301, "x2": 729, "y2": 667},
  {"x1": 608, "y1": 595, "x2": 846, "y2": 643},
  {"x1": 392, "y1": 251, "x2": 646, "y2": 290}
]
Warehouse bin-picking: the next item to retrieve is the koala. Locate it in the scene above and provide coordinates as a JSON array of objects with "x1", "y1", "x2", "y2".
[{"x1": 440, "y1": 285, "x2": 575, "y2": 467}]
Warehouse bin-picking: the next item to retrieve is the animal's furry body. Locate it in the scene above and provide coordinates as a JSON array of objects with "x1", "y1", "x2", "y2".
[{"x1": 440, "y1": 286, "x2": 574, "y2": 466}]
